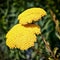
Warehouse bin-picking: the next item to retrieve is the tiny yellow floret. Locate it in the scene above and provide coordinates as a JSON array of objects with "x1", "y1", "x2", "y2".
[
  {"x1": 6, "y1": 24, "x2": 41, "y2": 50},
  {"x1": 18, "y1": 8, "x2": 47, "y2": 25}
]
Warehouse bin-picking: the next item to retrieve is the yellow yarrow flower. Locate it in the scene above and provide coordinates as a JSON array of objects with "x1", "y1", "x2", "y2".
[
  {"x1": 18, "y1": 8, "x2": 47, "y2": 25},
  {"x1": 6, "y1": 24, "x2": 41, "y2": 50},
  {"x1": 6, "y1": 7, "x2": 47, "y2": 50}
]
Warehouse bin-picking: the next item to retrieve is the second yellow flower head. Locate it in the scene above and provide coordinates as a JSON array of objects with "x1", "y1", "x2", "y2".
[{"x1": 18, "y1": 8, "x2": 46, "y2": 25}]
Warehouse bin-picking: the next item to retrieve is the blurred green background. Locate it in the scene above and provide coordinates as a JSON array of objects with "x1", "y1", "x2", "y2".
[{"x1": 0, "y1": 0, "x2": 60, "y2": 60}]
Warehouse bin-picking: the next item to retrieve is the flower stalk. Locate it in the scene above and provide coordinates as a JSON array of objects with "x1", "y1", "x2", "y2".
[{"x1": 41, "y1": 35, "x2": 57, "y2": 60}]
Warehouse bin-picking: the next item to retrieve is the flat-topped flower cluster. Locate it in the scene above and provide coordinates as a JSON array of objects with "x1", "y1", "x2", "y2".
[{"x1": 6, "y1": 8, "x2": 46, "y2": 50}]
